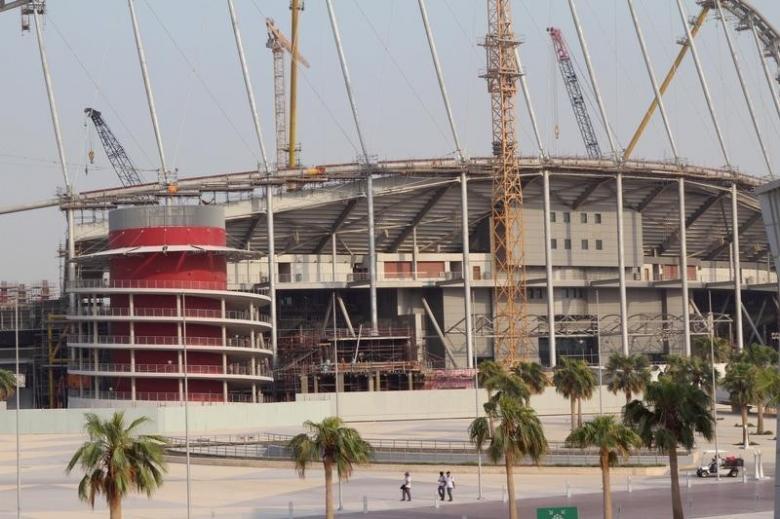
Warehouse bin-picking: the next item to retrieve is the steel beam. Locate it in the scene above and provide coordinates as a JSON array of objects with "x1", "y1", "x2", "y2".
[
  {"x1": 389, "y1": 185, "x2": 451, "y2": 252},
  {"x1": 658, "y1": 192, "x2": 727, "y2": 254},
  {"x1": 313, "y1": 199, "x2": 359, "y2": 254},
  {"x1": 421, "y1": 297, "x2": 458, "y2": 367},
  {"x1": 636, "y1": 183, "x2": 672, "y2": 212},
  {"x1": 704, "y1": 212, "x2": 761, "y2": 259},
  {"x1": 571, "y1": 178, "x2": 612, "y2": 210}
]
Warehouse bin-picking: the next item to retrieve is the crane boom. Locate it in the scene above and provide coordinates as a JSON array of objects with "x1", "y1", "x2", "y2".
[
  {"x1": 84, "y1": 108, "x2": 143, "y2": 187},
  {"x1": 547, "y1": 27, "x2": 602, "y2": 159}
]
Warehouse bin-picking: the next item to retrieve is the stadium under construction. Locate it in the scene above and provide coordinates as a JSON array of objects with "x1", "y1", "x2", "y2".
[{"x1": 2, "y1": 0, "x2": 780, "y2": 408}]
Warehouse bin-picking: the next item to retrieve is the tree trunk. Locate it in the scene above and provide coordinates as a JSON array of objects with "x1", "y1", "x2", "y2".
[
  {"x1": 625, "y1": 390, "x2": 631, "y2": 407},
  {"x1": 505, "y1": 451, "x2": 518, "y2": 519},
  {"x1": 601, "y1": 449, "x2": 612, "y2": 519},
  {"x1": 487, "y1": 389, "x2": 495, "y2": 435},
  {"x1": 570, "y1": 397, "x2": 576, "y2": 431},
  {"x1": 741, "y1": 405, "x2": 749, "y2": 446},
  {"x1": 324, "y1": 459, "x2": 334, "y2": 519},
  {"x1": 109, "y1": 499, "x2": 122, "y2": 519},
  {"x1": 669, "y1": 447, "x2": 684, "y2": 519},
  {"x1": 757, "y1": 401, "x2": 765, "y2": 435},
  {"x1": 577, "y1": 397, "x2": 583, "y2": 427}
]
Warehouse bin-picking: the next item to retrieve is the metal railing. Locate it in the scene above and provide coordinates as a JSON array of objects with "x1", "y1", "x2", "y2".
[
  {"x1": 68, "y1": 389, "x2": 255, "y2": 403},
  {"x1": 67, "y1": 279, "x2": 268, "y2": 295},
  {"x1": 71, "y1": 307, "x2": 270, "y2": 322},
  {"x1": 69, "y1": 362, "x2": 273, "y2": 378},
  {"x1": 68, "y1": 334, "x2": 272, "y2": 351},
  {"x1": 164, "y1": 432, "x2": 678, "y2": 467}
]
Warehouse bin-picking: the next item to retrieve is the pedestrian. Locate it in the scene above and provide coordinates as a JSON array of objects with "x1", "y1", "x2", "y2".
[
  {"x1": 445, "y1": 471, "x2": 455, "y2": 501},
  {"x1": 400, "y1": 471, "x2": 412, "y2": 501},
  {"x1": 437, "y1": 471, "x2": 446, "y2": 501}
]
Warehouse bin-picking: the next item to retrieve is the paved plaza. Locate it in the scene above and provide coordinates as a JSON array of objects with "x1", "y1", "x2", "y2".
[{"x1": 0, "y1": 410, "x2": 776, "y2": 518}]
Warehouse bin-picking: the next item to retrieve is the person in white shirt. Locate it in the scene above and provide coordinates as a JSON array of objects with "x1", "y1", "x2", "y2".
[
  {"x1": 445, "y1": 471, "x2": 455, "y2": 501},
  {"x1": 400, "y1": 472, "x2": 412, "y2": 501}
]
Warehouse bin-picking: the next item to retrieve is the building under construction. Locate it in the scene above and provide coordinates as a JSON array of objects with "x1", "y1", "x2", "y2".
[{"x1": 2, "y1": 1, "x2": 780, "y2": 406}]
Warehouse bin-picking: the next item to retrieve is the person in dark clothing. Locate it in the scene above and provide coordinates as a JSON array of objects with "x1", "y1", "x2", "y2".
[{"x1": 437, "y1": 471, "x2": 446, "y2": 501}]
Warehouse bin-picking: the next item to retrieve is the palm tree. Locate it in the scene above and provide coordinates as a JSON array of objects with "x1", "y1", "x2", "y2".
[
  {"x1": 663, "y1": 355, "x2": 719, "y2": 402},
  {"x1": 469, "y1": 393, "x2": 548, "y2": 519},
  {"x1": 734, "y1": 344, "x2": 778, "y2": 434},
  {"x1": 554, "y1": 357, "x2": 596, "y2": 430},
  {"x1": 692, "y1": 336, "x2": 732, "y2": 363},
  {"x1": 288, "y1": 417, "x2": 372, "y2": 519},
  {"x1": 722, "y1": 361, "x2": 758, "y2": 445},
  {"x1": 566, "y1": 416, "x2": 642, "y2": 519},
  {"x1": 66, "y1": 412, "x2": 167, "y2": 519},
  {"x1": 624, "y1": 380, "x2": 714, "y2": 519},
  {"x1": 479, "y1": 360, "x2": 530, "y2": 432},
  {"x1": 554, "y1": 357, "x2": 581, "y2": 431},
  {"x1": 605, "y1": 353, "x2": 650, "y2": 406},
  {"x1": 513, "y1": 361, "x2": 547, "y2": 396},
  {"x1": 0, "y1": 369, "x2": 16, "y2": 400}
]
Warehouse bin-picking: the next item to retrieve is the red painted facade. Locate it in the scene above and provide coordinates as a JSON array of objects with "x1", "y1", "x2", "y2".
[{"x1": 109, "y1": 225, "x2": 226, "y2": 396}]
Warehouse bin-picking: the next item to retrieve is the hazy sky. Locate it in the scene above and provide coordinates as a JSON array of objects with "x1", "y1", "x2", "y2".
[{"x1": 1, "y1": 0, "x2": 779, "y2": 283}]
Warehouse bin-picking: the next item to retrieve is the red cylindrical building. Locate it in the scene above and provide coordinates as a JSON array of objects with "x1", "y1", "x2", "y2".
[{"x1": 67, "y1": 206, "x2": 272, "y2": 406}]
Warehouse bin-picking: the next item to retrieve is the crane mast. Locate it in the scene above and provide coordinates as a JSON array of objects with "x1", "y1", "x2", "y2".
[
  {"x1": 84, "y1": 107, "x2": 143, "y2": 187},
  {"x1": 266, "y1": 18, "x2": 309, "y2": 169},
  {"x1": 482, "y1": 0, "x2": 528, "y2": 365},
  {"x1": 547, "y1": 27, "x2": 602, "y2": 159}
]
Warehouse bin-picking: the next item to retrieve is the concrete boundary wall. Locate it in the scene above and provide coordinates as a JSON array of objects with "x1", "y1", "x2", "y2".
[
  {"x1": 0, "y1": 388, "x2": 633, "y2": 434},
  {"x1": 296, "y1": 388, "x2": 633, "y2": 422}
]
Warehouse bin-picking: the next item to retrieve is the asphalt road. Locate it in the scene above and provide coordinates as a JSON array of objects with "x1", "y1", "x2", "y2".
[{"x1": 302, "y1": 479, "x2": 773, "y2": 519}]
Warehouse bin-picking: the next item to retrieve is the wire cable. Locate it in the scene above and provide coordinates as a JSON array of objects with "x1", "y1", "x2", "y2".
[
  {"x1": 47, "y1": 16, "x2": 155, "y2": 169},
  {"x1": 141, "y1": 0, "x2": 258, "y2": 163}
]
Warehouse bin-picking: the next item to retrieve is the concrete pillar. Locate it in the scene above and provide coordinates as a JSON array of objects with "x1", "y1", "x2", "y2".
[
  {"x1": 412, "y1": 227, "x2": 419, "y2": 280},
  {"x1": 252, "y1": 383, "x2": 257, "y2": 403},
  {"x1": 300, "y1": 375, "x2": 309, "y2": 394},
  {"x1": 375, "y1": 371, "x2": 381, "y2": 392},
  {"x1": 221, "y1": 297, "x2": 227, "y2": 319},
  {"x1": 131, "y1": 377, "x2": 136, "y2": 402},
  {"x1": 408, "y1": 372, "x2": 414, "y2": 391},
  {"x1": 178, "y1": 378, "x2": 184, "y2": 402},
  {"x1": 336, "y1": 372, "x2": 345, "y2": 393},
  {"x1": 313, "y1": 376, "x2": 319, "y2": 394},
  {"x1": 223, "y1": 380, "x2": 228, "y2": 403},
  {"x1": 367, "y1": 375, "x2": 374, "y2": 392}
]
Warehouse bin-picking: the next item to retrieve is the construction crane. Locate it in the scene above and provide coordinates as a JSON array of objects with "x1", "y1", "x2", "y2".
[
  {"x1": 482, "y1": 0, "x2": 528, "y2": 365},
  {"x1": 547, "y1": 27, "x2": 602, "y2": 159},
  {"x1": 266, "y1": 17, "x2": 309, "y2": 169},
  {"x1": 84, "y1": 107, "x2": 143, "y2": 187}
]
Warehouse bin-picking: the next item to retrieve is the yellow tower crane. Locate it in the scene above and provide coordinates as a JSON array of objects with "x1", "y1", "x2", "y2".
[{"x1": 266, "y1": 17, "x2": 309, "y2": 169}]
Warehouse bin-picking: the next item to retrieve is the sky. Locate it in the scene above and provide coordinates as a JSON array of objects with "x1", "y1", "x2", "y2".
[{"x1": 1, "y1": 0, "x2": 780, "y2": 284}]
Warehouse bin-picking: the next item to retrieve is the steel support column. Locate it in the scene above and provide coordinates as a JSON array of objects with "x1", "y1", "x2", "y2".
[
  {"x1": 32, "y1": 7, "x2": 76, "y2": 314},
  {"x1": 617, "y1": 174, "x2": 629, "y2": 354},
  {"x1": 227, "y1": 0, "x2": 276, "y2": 359},
  {"x1": 732, "y1": 183, "x2": 744, "y2": 351},
  {"x1": 325, "y1": 0, "x2": 377, "y2": 333},
  {"x1": 543, "y1": 171, "x2": 556, "y2": 366},
  {"x1": 128, "y1": 0, "x2": 169, "y2": 185},
  {"x1": 716, "y1": 0, "x2": 773, "y2": 177},
  {"x1": 679, "y1": 179, "x2": 691, "y2": 356},
  {"x1": 460, "y1": 172, "x2": 474, "y2": 368}
]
